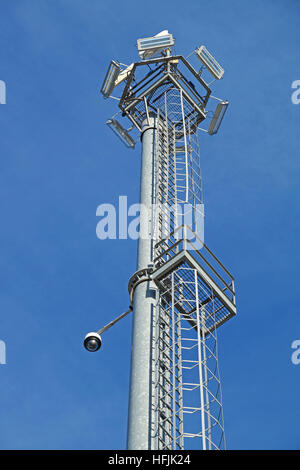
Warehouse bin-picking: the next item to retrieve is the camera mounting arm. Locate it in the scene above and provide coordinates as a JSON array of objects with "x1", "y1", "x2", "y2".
[
  {"x1": 83, "y1": 306, "x2": 133, "y2": 352},
  {"x1": 84, "y1": 267, "x2": 153, "y2": 352},
  {"x1": 97, "y1": 306, "x2": 133, "y2": 335}
]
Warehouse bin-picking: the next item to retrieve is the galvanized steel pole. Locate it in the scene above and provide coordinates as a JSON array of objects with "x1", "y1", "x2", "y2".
[{"x1": 127, "y1": 117, "x2": 157, "y2": 450}]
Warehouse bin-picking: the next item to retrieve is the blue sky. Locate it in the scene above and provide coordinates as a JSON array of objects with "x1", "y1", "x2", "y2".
[{"x1": 0, "y1": 0, "x2": 299, "y2": 450}]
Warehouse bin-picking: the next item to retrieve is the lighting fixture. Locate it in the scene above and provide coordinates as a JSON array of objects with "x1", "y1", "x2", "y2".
[
  {"x1": 106, "y1": 119, "x2": 135, "y2": 148},
  {"x1": 101, "y1": 60, "x2": 120, "y2": 98},
  {"x1": 137, "y1": 30, "x2": 174, "y2": 59},
  {"x1": 196, "y1": 46, "x2": 224, "y2": 80},
  {"x1": 208, "y1": 101, "x2": 229, "y2": 135}
]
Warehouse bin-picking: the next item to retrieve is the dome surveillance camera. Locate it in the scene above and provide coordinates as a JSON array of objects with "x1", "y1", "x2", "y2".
[{"x1": 84, "y1": 332, "x2": 102, "y2": 352}]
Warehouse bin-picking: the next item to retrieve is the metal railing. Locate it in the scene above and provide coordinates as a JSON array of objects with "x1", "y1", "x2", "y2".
[{"x1": 154, "y1": 224, "x2": 235, "y2": 306}]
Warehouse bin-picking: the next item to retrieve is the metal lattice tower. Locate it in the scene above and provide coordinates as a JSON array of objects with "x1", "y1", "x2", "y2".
[{"x1": 87, "y1": 31, "x2": 237, "y2": 451}]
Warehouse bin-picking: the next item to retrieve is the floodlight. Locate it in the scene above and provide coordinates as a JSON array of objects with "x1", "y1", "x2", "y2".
[
  {"x1": 137, "y1": 31, "x2": 174, "y2": 59},
  {"x1": 106, "y1": 119, "x2": 135, "y2": 148},
  {"x1": 101, "y1": 60, "x2": 120, "y2": 98},
  {"x1": 196, "y1": 46, "x2": 224, "y2": 80},
  {"x1": 208, "y1": 101, "x2": 229, "y2": 135}
]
